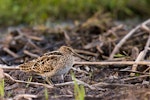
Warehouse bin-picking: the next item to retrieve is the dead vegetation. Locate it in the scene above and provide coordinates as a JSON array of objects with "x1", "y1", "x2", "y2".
[{"x1": 0, "y1": 18, "x2": 150, "y2": 100}]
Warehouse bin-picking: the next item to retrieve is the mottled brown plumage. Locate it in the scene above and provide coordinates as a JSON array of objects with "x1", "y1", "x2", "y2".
[{"x1": 19, "y1": 46, "x2": 75, "y2": 84}]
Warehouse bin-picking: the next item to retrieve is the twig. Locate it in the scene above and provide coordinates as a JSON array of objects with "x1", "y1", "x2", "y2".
[
  {"x1": 17, "y1": 29, "x2": 42, "y2": 51},
  {"x1": 92, "y1": 82, "x2": 134, "y2": 87},
  {"x1": 131, "y1": 47, "x2": 139, "y2": 60},
  {"x1": 96, "y1": 45, "x2": 104, "y2": 54},
  {"x1": 54, "y1": 81, "x2": 74, "y2": 86},
  {"x1": 130, "y1": 21, "x2": 150, "y2": 76},
  {"x1": 26, "y1": 35, "x2": 43, "y2": 41},
  {"x1": 130, "y1": 51, "x2": 145, "y2": 76},
  {"x1": 109, "y1": 19, "x2": 150, "y2": 60},
  {"x1": 13, "y1": 94, "x2": 38, "y2": 100},
  {"x1": 75, "y1": 49, "x2": 98, "y2": 57},
  {"x1": 71, "y1": 67, "x2": 89, "y2": 74},
  {"x1": 141, "y1": 22, "x2": 150, "y2": 32},
  {"x1": 83, "y1": 40, "x2": 102, "y2": 49},
  {"x1": 122, "y1": 74, "x2": 150, "y2": 81},
  {"x1": 75, "y1": 78, "x2": 95, "y2": 90},
  {"x1": 23, "y1": 50, "x2": 39, "y2": 58},
  {"x1": 51, "y1": 95, "x2": 73, "y2": 98},
  {"x1": 1, "y1": 61, "x2": 150, "y2": 70},
  {"x1": 3, "y1": 47, "x2": 19, "y2": 58},
  {"x1": 63, "y1": 31, "x2": 71, "y2": 42},
  {"x1": 105, "y1": 24, "x2": 123, "y2": 38},
  {"x1": 55, "y1": 78, "x2": 95, "y2": 90},
  {"x1": 0, "y1": 64, "x2": 19, "y2": 70},
  {"x1": 4, "y1": 73, "x2": 54, "y2": 88},
  {"x1": 0, "y1": 57, "x2": 9, "y2": 66},
  {"x1": 74, "y1": 61, "x2": 150, "y2": 66},
  {"x1": 0, "y1": 68, "x2": 4, "y2": 80},
  {"x1": 143, "y1": 65, "x2": 150, "y2": 73},
  {"x1": 6, "y1": 55, "x2": 26, "y2": 62},
  {"x1": 120, "y1": 69, "x2": 150, "y2": 75},
  {"x1": 27, "y1": 39, "x2": 41, "y2": 50},
  {"x1": 73, "y1": 52, "x2": 89, "y2": 61}
]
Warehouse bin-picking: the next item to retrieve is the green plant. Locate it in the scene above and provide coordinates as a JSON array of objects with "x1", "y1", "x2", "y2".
[
  {"x1": 0, "y1": 0, "x2": 150, "y2": 25},
  {"x1": 44, "y1": 88, "x2": 49, "y2": 100},
  {"x1": 0, "y1": 0, "x2": 101, "y2": 25},
  {"x1": 99, "y1": 0, "x2": 133, "y2": 19},
  {"x1": 114, "y1": 53, "x2": 125, "y2": 58},
  {"x1": 72, "y1": 73, "x2": 85, "y2": 100},
  {"x1": 0, "y1": 79, "x2": 4, "y2": 97},
  {"x1": 26, "y1": 76, "x2": 32, "y2": 88}
]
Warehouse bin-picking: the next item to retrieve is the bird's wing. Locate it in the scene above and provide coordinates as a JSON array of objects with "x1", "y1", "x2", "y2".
[
  {"x1": 19, "y1": 60, "x2": 36, "y2": 72},
  {"x1": 19, "y1": 51, "x2": 63, "y2": 76},
  {"x1": 32, "y1": 54, "x2": 62, "y2": 74}
]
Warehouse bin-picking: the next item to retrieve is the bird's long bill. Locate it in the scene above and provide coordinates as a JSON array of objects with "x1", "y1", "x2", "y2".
[{"x1": 71, "y1": 51, "x2": 89, "y2": 61}]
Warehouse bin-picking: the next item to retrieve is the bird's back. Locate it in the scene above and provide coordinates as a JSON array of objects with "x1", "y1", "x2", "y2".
[{"x1": 19, "y1": 46, "x2": 74, "y2": 77}]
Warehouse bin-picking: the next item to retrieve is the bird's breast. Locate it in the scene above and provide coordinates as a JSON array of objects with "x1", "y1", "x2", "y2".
[{"x1": 56, "y1": 55, "x2": 74, "y2": 75}]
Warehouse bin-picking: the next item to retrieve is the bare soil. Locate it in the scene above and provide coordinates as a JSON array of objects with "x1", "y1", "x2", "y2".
[{"x1": 0, "y1": 18, "x2": 150, "y2": 100}]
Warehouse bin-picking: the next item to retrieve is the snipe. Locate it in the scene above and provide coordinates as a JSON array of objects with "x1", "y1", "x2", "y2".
[{"x1": 19, "y1": 46, "x2": 86, "y2": 85}]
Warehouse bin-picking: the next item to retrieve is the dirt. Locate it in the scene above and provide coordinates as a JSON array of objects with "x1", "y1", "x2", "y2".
[{"x1": 0, "y1": 18, "x2": 150, "y2": 100}]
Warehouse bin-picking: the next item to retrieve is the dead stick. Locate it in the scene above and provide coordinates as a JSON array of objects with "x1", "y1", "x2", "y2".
[
  {"x1": 122, "y1": 74, "x2": 150, "y2": 81},
  {"x1": 92, "y1": 82, "x2": 134, "y2": 87},
  {"x1": 55, "y1": 78, "x2": 95, "y2": 90},
  {"x1": 26, "y1": 35, "x2": 43, "y2": 41},
  {"x1": 0, "y1": 64, "x2": 19, "y2": 70},
  {"x1": 75, "y1": 49, "x2": 98, "y2": 56},
  {"x1": 109, "y1": 19, "x2": 150, "y2": 60},
  {"x1": 130, "y1": 51, "x2": 145, "y2": 76},
  {"x1": 0, "y1": 57, "x2": 9, "y2": 65},
  {"x1": 74, "y1": 61, "x2": 150, "y2": 66},
  {"x1": 131, "y1": 22, "x2": 150, "y2": 76},
  {"x1": 130, "y1": 36, "x2": 150, "y2": 76},
  {"x1": 3, "y1": 47, "x2": 19, "y2": 58},
  {"x1": 1, "y1": 61, "x2": 150, "y2": 70},
  {"x1": 143, "y1": 66, "x2": 150, "y2": 73},
  {"x1": 51, "y1": 95, "x2": 73, "y2": 98},
  {"x1": 4, "y1": 73, "x2": 53, "y2": 88},
  {"x1": 13, "y1": 94, "x2": 38, "y2": 100},
  {"x1": 120, "y1": 69, "x2": 150, "y2": 75},
  {"x1": 23, "y1": 50, "x2": 39, "y2": 58}
]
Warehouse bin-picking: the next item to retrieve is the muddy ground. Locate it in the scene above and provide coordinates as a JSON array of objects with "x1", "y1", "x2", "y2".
[{"x1": 0, "y1": 18, "x2": 150, "y2": 100}]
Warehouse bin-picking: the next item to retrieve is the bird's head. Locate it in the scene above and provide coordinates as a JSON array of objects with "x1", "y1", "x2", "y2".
[
  {"x1": 59, "y1": 46, "x2": 89, "y2": 61},
  {"x1": 59, "y1": 46, "x2": 74, "y2": 54}
]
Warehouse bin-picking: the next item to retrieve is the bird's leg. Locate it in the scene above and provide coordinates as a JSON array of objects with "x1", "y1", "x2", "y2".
[
  {"x1": 61, "y1": 73, "x2": 68, "y2": 82},
  {"x1": 45, "y1": 77, "x2": 53, "y2": 85},
  {"x1": 61, "y1": 74, "x2": 64, "y2": 82}
]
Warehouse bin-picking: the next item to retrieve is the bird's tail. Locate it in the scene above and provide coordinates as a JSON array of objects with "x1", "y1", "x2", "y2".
[{"x1": 19, "y1": 62, "x2": 34, "y2": 72}]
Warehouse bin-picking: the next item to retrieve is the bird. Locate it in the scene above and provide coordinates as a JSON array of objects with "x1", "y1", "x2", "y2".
[{"x1": 19, "y1": 46, "x2": 87, "y2": 85}]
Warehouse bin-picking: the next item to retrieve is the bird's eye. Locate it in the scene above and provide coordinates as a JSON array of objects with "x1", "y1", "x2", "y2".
[
  {"x1": 42, "y1": 62, "x2": 44, "y2": 64},
  {"x1": 50, "y1": 56, "x2": 56, "y2": 59}
]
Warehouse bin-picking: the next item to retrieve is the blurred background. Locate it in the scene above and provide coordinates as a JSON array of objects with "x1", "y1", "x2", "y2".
[
  {"x1": 0, "y1": 0, "x2": 149, "y2": 26},
  {"x1": 0, "y1": 1, "x2": 150, "y2": 99}
]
